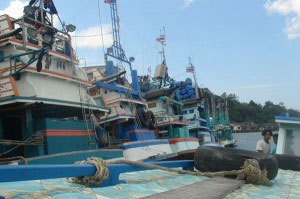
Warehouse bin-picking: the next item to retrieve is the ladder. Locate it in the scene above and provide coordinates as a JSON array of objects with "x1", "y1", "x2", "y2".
[
  {"x1": 126, "y1": 89, "x2": 142, "y2": 129},
  {"x1": 78, "y1": 82, "x2": 98, "y2": 147}
]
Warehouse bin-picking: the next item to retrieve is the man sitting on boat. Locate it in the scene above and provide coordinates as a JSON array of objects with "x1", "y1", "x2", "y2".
[{"x1": 256, "y1": 129, "x2": 273, "y2": 153}]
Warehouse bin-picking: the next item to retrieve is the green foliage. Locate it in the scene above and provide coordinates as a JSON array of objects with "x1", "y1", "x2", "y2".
[{"x1": 202, "y1": 89, "x2": 300, "y2": 124}]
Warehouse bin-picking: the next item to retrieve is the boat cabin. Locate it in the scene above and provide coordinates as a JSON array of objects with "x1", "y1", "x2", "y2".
[{"x1": 275, "y1": 115, "x2": 300, "y2": 156}]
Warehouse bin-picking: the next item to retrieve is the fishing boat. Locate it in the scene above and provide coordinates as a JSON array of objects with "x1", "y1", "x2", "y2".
[
  {"x1": 139, "y1": 31, "x2": 200, "y2": 153},
  {"x1": 274, "y1": 114, "x2": 300, "y2": 156},
  {"x1": 0, "y1": 0, "x2": 124, "y2": 164},
  {"x1": 204, "y1": 91, "x2": 237, "y2": 147},
  {"x1": 272, "y1": 114, "x2": 300, "y2": 172},
  {"x1": 81, "y1": 1, "x2": 173, "y2": 161},
  {"x1": 175, "y1": 58, "x2": 216, "y2": 146}
]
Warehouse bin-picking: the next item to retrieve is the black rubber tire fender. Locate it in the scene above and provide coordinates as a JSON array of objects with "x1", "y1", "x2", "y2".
[
  {"x1": 147, "y1": 110, "x2": 157, "y2": 130},
  {"x1": 274, "y1": 154, "x2": 300, "y2": 171},
  {"x1": 194, "y1": 146, "x2": 278, "y2": 180},
  {"x1": 136, "y1": 108, "x2": 149, "y2": 128}
]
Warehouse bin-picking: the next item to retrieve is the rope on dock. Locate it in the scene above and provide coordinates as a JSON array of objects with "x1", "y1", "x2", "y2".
[
  {"x1": 0, "y1": 156, "x2": 28, "y2": 165},
  {"x1": 68, "y1": 158, "x2": 270, "y2": 186},
  {"x1": 67, "y1": 157, "x2": 109, "y2": 185}
]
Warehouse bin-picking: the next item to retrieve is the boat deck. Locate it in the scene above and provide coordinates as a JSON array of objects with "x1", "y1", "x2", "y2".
[{"x1": 0, "y1": 170, "x2": 299, "y2": 198}]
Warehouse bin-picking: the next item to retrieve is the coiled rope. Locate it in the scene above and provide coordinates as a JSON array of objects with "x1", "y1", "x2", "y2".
[{"x1": 67, "y1": 157, "x2": 270, "y2": 186}]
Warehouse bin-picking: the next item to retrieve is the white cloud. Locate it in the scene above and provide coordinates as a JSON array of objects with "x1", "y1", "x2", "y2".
[
  {"x1": 71, "y1": 25, "x2": 113, "y2": 49},
  {"x1": 183, "y1": 0, "x2": 195, "y2": 8},
  {"x1": 0, "y1": 0, "x2": 28, "y2": 19},
  {"x1": 265, "y1": 0, "x2": 300, "y2": 39},
  {"x1": 0, "y1": 0, "x2": 61, "y2": 27}
]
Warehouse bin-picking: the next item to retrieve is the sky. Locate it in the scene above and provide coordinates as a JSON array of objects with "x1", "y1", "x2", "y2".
[{"x1": 0, "y1": 0, "x2": 300, "y2": 110}]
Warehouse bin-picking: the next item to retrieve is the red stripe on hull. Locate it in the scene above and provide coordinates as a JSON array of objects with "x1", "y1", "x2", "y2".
[
  {"x1": 169, "y1": 138, "x2": 199, "y2": 144},
  {"x1": 43, "y1": 129, "x2": 94, "y2": 136}
]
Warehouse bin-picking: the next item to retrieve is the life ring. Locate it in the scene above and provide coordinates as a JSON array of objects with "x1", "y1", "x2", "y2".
[
  {"x1": 147, "y1": 110, "x2": 157, "y2": 130},
  {"x1": 274, "y1": 154, "x2": 300, "y2": 171},
  {"x1": 194, "y1": 146, "x2": 278, "y2": 180},
  {"x1": 136, "y1": 108, "x2": 149, "y2": 128}
]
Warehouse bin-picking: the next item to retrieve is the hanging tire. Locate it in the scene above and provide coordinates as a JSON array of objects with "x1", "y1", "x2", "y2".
[
  {"x1": 147, "y1": 110, "x2": 157, "y2": 130},
  {"x1": 274, "y1": 154, "x2": 300, "y2": 171},
  {"x1": 136, "y1": 108, "x2": 149, "y2": 128},
  {"x1": 194, "y1": 146, "x2": 278, "y2": 180}
]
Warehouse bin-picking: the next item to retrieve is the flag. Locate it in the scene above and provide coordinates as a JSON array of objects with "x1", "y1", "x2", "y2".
[
  {"x1": 186, "y1": 65, "x2": 194, "y2": 73},
  {"x1": 44, "y1": 0, "x2": 58, "y2": 15},
  {"x1": 156, "y1": 34, "x2": 165, "y2": 43},
  {"x1": 104, "y1": 0, "x2": 116, "y2": 4}
]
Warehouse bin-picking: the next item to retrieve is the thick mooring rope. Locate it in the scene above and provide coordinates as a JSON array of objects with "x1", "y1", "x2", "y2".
[
  {"x1": 68, "y1": 158, "x2": 269, "y2": 186},
  {"x1": 67, "y1": 157, "x2": 109, "y2": 185}
]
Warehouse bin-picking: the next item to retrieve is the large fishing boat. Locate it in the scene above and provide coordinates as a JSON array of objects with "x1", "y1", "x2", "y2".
[
  {"x1": 175, "y1": 58, "x2": 216, "y2": 146},
  {"x1": 0, "y1": 0, "x2": 124, "y2": 164},
  {"x1": 82, "y1": 1, "x2": 173, "y2": 161},
  {"x1": 139, "y1": 31, "x2": 200, "y2": 153},
  {"x1": 207, "y1": 93, "x2": 237, "y2": 147}
]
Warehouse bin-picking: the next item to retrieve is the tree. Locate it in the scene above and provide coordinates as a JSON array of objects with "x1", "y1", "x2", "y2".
[{"x1": 204, "y1": 90, "x2": 299, "y2": 124}]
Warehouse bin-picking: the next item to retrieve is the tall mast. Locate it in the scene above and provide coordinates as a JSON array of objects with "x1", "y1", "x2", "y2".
[
  {"x1": 155, "y1": 27, "x2": 168, "y2": 88},
  {"x1": 105, "y1": 0, "x2": 132, "y2": 70},
  {"x1": 188, "y1": 57, "x2": 200, "y2": 99},
  {"x1": 161, "y1": 27, "x2": 166, "y2": 65}
]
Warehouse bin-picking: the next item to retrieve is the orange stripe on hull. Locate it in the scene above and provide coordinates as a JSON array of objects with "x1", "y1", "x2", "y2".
[
  {"x1": 169, "y1": 138, "x2": 199, "y2": 144},
  {"x1": 43, "y1": 129, "x2": 94, "y2": 136}
]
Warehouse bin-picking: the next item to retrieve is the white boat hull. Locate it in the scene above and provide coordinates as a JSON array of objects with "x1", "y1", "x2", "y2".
[{"x1": 121, "y1": 140, "x2": 172, "y2": 161}]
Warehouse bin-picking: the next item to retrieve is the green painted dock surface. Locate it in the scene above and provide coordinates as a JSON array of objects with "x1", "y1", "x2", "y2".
[{"x1": 0, "y1": 170, "x2": 299, "y2": 199}]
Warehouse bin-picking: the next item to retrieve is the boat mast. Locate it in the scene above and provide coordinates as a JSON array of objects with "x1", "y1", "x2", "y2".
[
  {"x1": 104, "y1": 0, "x2": 133, "y2": 70},
  {"x1": 160, "y1": 27, "x2": 167, "y2": 65},
  {"x1": 188, "y1": 57, "x2": 200, "y2": 99}
]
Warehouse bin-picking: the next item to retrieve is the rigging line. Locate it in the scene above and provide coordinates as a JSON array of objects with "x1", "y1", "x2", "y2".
[
  {"x1": 186, "y1": 26, "x2": 195, "y2": 65},
  {"x1": 73, "y1": 0, "x2": 96, "y2": 19},
  {"x1": 72, "y1": 2, "x2": 77, "y2": 53},
  {"x1": 97, "y1": 0, "x2": 107, "y2": 61},
  {"x1": 71, "y1": 32, "x2": 112, "y2": 38},
  {"x1": 172, "y1": 73, "x2": 189, "y2": 79},
  {"x1": 76, "y1": 36, "x2": 97, "y2": 55}
]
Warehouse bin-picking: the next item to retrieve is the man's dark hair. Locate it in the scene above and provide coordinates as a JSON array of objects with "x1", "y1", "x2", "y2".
[
  {"x1": 273, "y1": 134, "x2": 278, "y2": 138},
  {"x1": 262, "y1": 129, "x2": 273, "y2": 136}
]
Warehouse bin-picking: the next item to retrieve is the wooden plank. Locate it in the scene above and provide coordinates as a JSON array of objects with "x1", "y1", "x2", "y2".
[{"x1": 143, "y1": 177, "x2": 245, "y2": 199}]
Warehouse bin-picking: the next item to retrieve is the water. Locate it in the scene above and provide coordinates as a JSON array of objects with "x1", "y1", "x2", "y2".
[{"x1": 234, "y1": 132, "x2": 277, "y2": 151}]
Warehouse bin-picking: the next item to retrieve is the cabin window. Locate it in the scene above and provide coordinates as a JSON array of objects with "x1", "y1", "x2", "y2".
[
  {"x1": 15, "y1": 34, "x2": 23, "y2": 40},
  {"x1": 189, "y1": 109, "x2": 194, "y2": 114},
  {"x1": 62, "y1": 63, "x2": 65, "y2": 70},
  {"x1": 0, "y1": 51, "x2": 4, "y2": 62},
  {"x1": 182, "y1": 110, "x2": 187, "y2": 115},
  {"x1": 120, "y1": 104, "x2": 123, "y2": 109},
  {"x1": 104, "y1": 90, "x2": 107, "y2": 94},
  {"x1": 45, "y1": 58, "x2": 51, "y2": 69},
  {"x1": 55, "y1": 40, "x2": 64, "y2": 54},
  {"x1": 87, "y1": 72, "x2": 93, "y2": 81}
]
